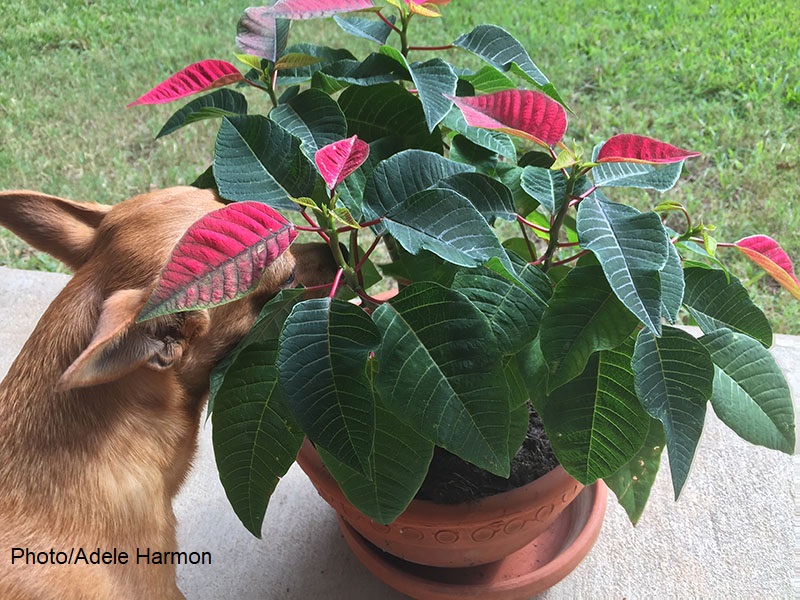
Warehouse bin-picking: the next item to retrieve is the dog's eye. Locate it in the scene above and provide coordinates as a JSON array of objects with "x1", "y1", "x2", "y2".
[{"x1": 282, "y1": 268, "x2": 297, "y2": 287}]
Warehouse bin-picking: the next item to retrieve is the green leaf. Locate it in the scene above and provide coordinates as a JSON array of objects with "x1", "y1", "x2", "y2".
[
  {"x1": 214, "y1": 116, "x2": 315, "y2": 210},
  {"x1": 460, "y1": 65, "x2": 516, "y2": 93},
  {"x1": 277, "y1": 298, "x2": 381, "y2": 476},
  {"x1": 604, "y1": 417, "x2": 666, "y2": 525},
  {"x1": 364, "y1": 149, "x2": 471, "y2": 217},
  {"x1": 333, "y1": 14, "x2": 397, "y2": 45},
  {"x1": 436, "y1": 172, "x2": 516, "y2": 222},
  {"x1": 275, "y1": 43, "x2": 356, "y2": 85},
  {"x1": 453, "y1": 24, "x2": 565, "y2": 105},
  {"x1": 448, "y1": 135, "x2": 498, "y2": 174},
  {"x1": 372, "y1": 282, "x2": 511, "y2": 476},
  {"x1": 452, "y1": 267, "x2": 546, "y2": 354},
  {"x1": 212, "y1": 340, "x2": 304, "y2": 537},
  {"x1": 319, "y1": 394, "x2": 435, "y2": 524},
  {"x1": 378, "y1": 45, "x2": 457, "y2": 132},
  {"x1": 682, "y1": 266, "x2": 773, "y2": 347},
  {"x1": 632, "y1": 327, "x2": 714, "y2": 499},
  {"x1": 659, "y1": 240, "x2": 684, "y2": 324},
  {"x1": 269, "y1": 88, "x2": 347, "y2": 159},
  {"x1": 590, "y1": 160, "x2": 685, "y2": 192},
  {"x1": 317, "y1": 53, "x2": 410, "y2": 87},
  {"x1": 442, "y1": 108, "x2": 517, "y2": 161},
  {"x1": 381, "y1": 187, "x2": 510, "y2": 269},
  {"x1": 699, "y1": 328, "x2": 795, "y2": 453},
  {"x1": 541, "y1": 337, "x2": 651, "y2": 483},
  {"x1": 209, "y1": 289, "x2": 304, "y2": 413},
  {"x1": 157, "y1": 89, "x2": 248, "y2": 139},
  {"x1": 577, "y1": 197, "x2": 670, "y2": 334},
  {"x1": 520, "y1": 166, "x2": 568, "y2": 214},
  {"x1": 338, "y1": 83, "x2": 443, "y2": 153},
  {"x1": 540, "y1": 265, "x2": 640, "y2": 391}
]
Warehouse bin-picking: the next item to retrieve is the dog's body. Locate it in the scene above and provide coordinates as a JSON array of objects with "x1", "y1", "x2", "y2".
[{"x1": 0, "y1": 187, "x2": 333, "y2": 599}]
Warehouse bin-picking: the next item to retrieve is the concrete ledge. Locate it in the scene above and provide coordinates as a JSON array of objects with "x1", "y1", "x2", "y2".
[{"x1": 0, "y1": 267, "x2": 795, "y2": 599}]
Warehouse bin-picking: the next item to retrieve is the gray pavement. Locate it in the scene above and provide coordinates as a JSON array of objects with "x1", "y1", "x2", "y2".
[{"x1": 0, "y1": 266, "x2": 795, "y2": 599}]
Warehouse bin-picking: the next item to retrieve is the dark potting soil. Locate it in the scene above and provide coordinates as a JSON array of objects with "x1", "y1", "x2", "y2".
[{"x1": 415, "y1": 408, "x2": 558, "y2": 504}]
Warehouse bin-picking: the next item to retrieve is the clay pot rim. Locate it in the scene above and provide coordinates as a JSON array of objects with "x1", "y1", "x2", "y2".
[
  {"x1": 340, "y1": 482, "x2": 608, "y2": 599},
  {"x1": 298, "y1": 438, "x2": 582, "y2": 526}
]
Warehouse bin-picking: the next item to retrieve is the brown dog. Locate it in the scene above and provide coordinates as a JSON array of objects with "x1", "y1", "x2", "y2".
[{"x1": 0, "y1": 187, "x2": 334, "y2": 600}]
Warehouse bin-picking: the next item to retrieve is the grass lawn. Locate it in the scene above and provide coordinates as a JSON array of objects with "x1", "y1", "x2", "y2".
[{"x1": 2, "y1": 0, "x2": 798, "y2": 332}]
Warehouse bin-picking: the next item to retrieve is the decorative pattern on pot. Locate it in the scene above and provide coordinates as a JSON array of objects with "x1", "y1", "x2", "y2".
[{"x1": 296, "y1": 439, "x2": 584, "y2": 568}]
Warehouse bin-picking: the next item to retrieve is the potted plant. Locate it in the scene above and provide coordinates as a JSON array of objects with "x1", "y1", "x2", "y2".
[{"x1": 129, "y1": 0, "x2": 797, "y2": 596}]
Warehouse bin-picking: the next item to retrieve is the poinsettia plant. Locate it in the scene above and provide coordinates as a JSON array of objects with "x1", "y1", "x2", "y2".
[{"x1": 130, "y1": 0, "x2": 797, "y2": 534}]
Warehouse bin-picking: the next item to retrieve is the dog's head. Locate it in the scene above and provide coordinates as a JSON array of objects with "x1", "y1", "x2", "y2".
[{"x1": 0, "y1": 186, "x2": 336, "y2": 398}]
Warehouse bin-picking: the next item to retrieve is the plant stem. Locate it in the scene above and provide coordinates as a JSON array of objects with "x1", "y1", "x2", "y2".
[
  {"x1": 377, "y1": 10, "x2": 402, "y2": 33},
  {"x1": 407, "y1": 44, "x2": 455, "y2": 52},
  {"x1": 542, "y1": 172, "x2": 578, "y2": 271}
]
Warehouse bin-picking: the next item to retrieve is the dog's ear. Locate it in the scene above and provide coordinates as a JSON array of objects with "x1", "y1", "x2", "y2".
[
  {"x1": 0, "y1": 190, "x2": 111, "y2": 270},
  {"x1": 57, "y1": 289, "x2": 211, "y2": 391}
]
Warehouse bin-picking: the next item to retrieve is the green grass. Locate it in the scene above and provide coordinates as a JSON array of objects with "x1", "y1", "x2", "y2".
[{"x1": 2, "y1": 0, "x2": 798, "y2": 332}]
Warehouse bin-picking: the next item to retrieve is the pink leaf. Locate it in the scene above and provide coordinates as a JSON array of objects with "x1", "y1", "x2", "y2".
[
  {"x1": 735, "y1": 235, "x2": 800, "y2": 300},
  {"x1": 447, "y1": 90, "x2": 567, "y2": 148},
  {"x1": 596, "y1": 134, "x2": 701, "y2": 164},
  {"x1": 138, "y1": 202, "x2": 297, "y2": 321},
  {"x1": 267, "y1": 0, "x2": 374, "y2": 19},
  {"x1": 127, "y1": 60, "x2": 244, "y2": 107},
  {"x1": 315, "y1": 136, "x2": 370, "y2": 190}
]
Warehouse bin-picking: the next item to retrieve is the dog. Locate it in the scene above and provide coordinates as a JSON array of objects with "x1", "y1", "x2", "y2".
[{"x1": 0, "y1": 186, "x2": 335, "y2": 600}]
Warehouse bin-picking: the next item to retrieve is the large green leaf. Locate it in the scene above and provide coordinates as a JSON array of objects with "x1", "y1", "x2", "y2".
[
  {"x1": 590, "y1": 160, "x2": 685, "y2": 192},
  {"x1": 659, "y1": 239, "x2": 684, "y2": 324},
  {"x1": 319, "y1": 394, "x2": 435, "y2": 524},
  {"x1": 269, "y1": 88, "x2": 347, "y2": 159},
  {"x1": 212, "y1": 340, "x2": 304, "y2": 537},
  {"x1": 379, "y1": 45, "x2": 457, "y2": 132},
  {"x1": 540, "y1": 265, "x2": 640, "y2": 391},
  {"x1": 577, "y1": 197, "x2": 669, "y2": 334},
  {"x1": 452, "y1": 267, "x2": 546, "y2": 354},
  {"x1": 275, "y1": 43, "x2": 356, "y2": 84},
  {"x1": 277, "y1": 298, "x2": 381, "y2": 476},
  {"x1": 453, "y1": 24, "x2": 564, "y2": 105},
  {"x1": 338, "y1": 83, "x2": 443, "y2": 153},
  {"x1": 632, "y1": 327, "x2": 714, "y2": 499},
  {"x1": 333, "y1": 14, "x2": 396, "y2": 44},
  {"x1": 214, "y1": 115, "x2": 315, "y2": 210},
  {"x1": 442, "y1": 108, "x2": 517, "y2": 161},
  {"x1": 364, "y1": 149, "x2": 471, "y2": 217},
  {"x1": 316, "y1": 53, "x2": 410, "y2": 88},
  {"x1": 372, "y1": 283, "x2": 512, "y2": 476},
  {"x1": 604, "y1": 417, "x2": 666, "y2": 525},
  {"x1": 541, "y1": 337, "x2": 651, "y2": 484},
  {"x1": 682, "y1": 266, "x2": 773, "y2": 347},
  {"x1": 460, "y1": 65, "x2": 516, "y2": 94},
  {"x1": 157, "y1": 89, "x2": 248, "y2": 139},
  {"x1": 520, "y1": 166, "x2": 569, "y2": 214},
  {"x1": 382, "y1": 187, "x2": 510, "y2": 269},
  {"x1": 699, "y1": 328, "x2": 795, "y2": 453},
  {"x1": 209, "y1": 288, "x2": 304, "y2": 413},
  {"x1": 436, "y1": 172, "x2": 516, "y2": 222}
]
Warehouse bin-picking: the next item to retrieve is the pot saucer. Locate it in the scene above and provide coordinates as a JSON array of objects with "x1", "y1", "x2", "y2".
[{"x1": 339, "y1": 482, "x2": 607, "y2": 600}]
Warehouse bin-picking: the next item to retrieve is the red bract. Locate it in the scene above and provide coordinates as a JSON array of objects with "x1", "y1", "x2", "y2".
[
  {"x1": 267, "y1": 0, "x2": 374, "y2": 18},
  {"x1": 735, "y1": 235, "x2": 800, "y2": 300},
  {"x1": 596, "y1": 134, "x2": 700, "y2": 164},
  {"x1": 127, "y1": 60, "x2": 245, "y2": 107},
  {"x1": 315, "y1": 136, "x2": 370, "y2": 190},
  {"x1": 138, "y1": 202, "x2": 297, "y2": 321},
  {"x1": 448, "y1": 90, "x2": 567, "y2": 148}
]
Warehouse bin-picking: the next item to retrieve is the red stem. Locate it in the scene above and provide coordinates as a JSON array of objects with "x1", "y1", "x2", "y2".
[
  {"x1": 301, "y1": 211, "x2": 330, "y2": 243},
  {"x1": 356, "y1": 235, "x2": 383, "y2": 271},
  {"x1": 329, "y1": 268, "x2": 344, "y2": 299},
  {"x1": 550, "y1": 250, "x2": 590, "y2": 267},
  {"x1": 377, "y1": 11, "x2": 402, "y2": 33},
  {"x1": 517, "y1": 214, "x2": 550, "y2": 233}
]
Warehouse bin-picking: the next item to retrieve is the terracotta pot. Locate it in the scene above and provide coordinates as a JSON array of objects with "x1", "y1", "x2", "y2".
[
  {"x1": 339, "y1": 482, "x2": 606, "y2": 600},
  {"x1": 296, "y1": 439, "x2": 585, "y2": 568}
]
